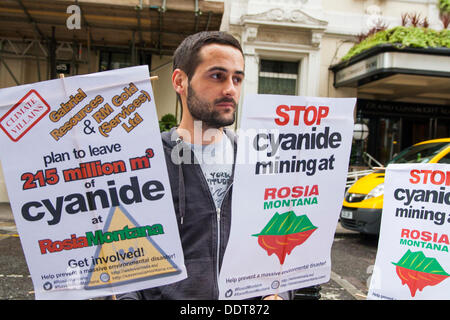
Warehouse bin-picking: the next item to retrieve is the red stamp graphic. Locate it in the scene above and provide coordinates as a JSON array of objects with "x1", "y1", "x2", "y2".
[{"x1": 0, "y1": 89, "x2": 50, "y2": 142}]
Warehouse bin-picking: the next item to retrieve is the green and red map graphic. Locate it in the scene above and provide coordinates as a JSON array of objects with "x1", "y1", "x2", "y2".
[
  {"x1": 253, "y1": 211, "x2": 317, "y2": 264},
  {"x1": 392, "y1": 250, "x2": 450, "y2": 297}
]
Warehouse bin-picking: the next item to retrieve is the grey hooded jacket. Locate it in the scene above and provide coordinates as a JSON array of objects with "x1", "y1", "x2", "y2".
[
  {"x1": 117, "y1": 127, "x2": 291, "y2": 300},
  {"x1": 117, "y1": 127, "x2": 235, "y2": 299}
]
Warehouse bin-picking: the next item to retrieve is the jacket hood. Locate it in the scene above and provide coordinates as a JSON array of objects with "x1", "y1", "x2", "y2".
[{"x1": 161, "y1": 127, "x2": 179, "y2": 149}]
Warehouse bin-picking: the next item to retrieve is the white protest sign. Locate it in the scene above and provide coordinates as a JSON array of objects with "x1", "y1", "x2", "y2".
[
  {"x1": 368, "y1": 163, "x2": 450, "y2": 300},
  {"x1": 0, "y1": 66, "x2": 186, "y2": 300},
  {"x1": 219, "y1": 94, "x2": 355, "y2": 299}
]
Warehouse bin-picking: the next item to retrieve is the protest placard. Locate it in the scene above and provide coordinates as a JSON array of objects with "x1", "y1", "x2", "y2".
[
  {"x1": 219, "y1": 94, "x2": 355, "y2": 299},
  {"x1": 368, "y1": 163, "x2": 450, "y2": 300},
  {"x1": 0, "y1": 66, "x2": 186, "y2": 299}
]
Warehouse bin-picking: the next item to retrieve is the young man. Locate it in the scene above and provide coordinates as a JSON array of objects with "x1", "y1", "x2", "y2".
[{"x1": 118, "y1": 31, "x2": 290, "y2": 300}]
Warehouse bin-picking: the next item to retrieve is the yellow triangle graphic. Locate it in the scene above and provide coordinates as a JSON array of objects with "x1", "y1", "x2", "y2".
[{"x1": 85, "y1": 206, "x2": 181, "y2": 290}]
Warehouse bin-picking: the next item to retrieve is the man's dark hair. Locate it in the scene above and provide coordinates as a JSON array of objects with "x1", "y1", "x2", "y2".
[{"x1": 173, "y1": 31, "x2": 243, "y2": 80}]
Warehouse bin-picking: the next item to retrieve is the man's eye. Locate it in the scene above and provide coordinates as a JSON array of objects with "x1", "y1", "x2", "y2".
[
  {"x1": 211, "y1": 73, "x2": 223, "y2": 80},
  {"x1": 233, "y1": 76, "x2": 243, "y2": 84}
]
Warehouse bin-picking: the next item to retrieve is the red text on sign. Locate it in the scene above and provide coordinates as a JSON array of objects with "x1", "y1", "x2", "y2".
[
  {"x1": 264, "y1": 185, "x2": 319, "y2": 200},
  {"x1": 401, "y1": 228, "x2": 449, "y2": 245},
  {"x1": 409, "y1": 169, "x2": 450, "y2": 186},
  {"x1": 275, "y1": 105, "x2": 329, "y2": 126}
]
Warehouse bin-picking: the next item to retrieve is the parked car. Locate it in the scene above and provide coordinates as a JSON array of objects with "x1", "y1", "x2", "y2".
[{"x1": 340, "y1": 138, "x2": 450, "y2": 235}]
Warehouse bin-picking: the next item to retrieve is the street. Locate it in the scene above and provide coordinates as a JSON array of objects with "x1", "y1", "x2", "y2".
[
  {"x1": 0, "y1": 202, "x2": 378, "y2": 300},
  {"x1": 323, "y1": 225, "x2": 378, "y2": 300}
]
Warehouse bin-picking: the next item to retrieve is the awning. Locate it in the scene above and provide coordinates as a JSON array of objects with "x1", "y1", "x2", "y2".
[
  {"x1": 330, "y1": 44, "x2": 450, "y2": 105},
  {"x1": 0, "y1": 0, "x2": 224, "y2": 55}
]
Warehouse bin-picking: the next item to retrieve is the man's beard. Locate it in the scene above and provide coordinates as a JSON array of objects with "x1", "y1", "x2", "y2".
[{"x1": 186, "y1": 85, "x2": 236, "y2": 129}]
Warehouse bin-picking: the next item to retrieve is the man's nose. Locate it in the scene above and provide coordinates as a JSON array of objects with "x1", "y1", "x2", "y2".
[{"x1": 222, "y1": 76, "x2": 238, "y2": 97}]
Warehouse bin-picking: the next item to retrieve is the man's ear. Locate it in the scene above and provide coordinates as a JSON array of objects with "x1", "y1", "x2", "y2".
[{"x1": 172, "y1": 68, "x2": 188, "y2": 97}]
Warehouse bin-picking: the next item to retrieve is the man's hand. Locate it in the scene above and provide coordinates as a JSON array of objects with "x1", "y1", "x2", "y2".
[{"x1": 263, "y1": 294, "x2": 283, "y2": 300}]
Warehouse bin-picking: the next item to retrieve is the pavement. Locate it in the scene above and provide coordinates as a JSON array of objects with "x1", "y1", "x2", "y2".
[
  {"x1": 0, "y1": 202, "x2": 12, "y2": 219},
  {"x1": 324, "y1": 222, "x2": 366, "y2": 300}
]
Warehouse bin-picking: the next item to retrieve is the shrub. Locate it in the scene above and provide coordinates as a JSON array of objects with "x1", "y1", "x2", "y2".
[{"x1": 159, "y1": 113, "x2": 177, "y2": 132}]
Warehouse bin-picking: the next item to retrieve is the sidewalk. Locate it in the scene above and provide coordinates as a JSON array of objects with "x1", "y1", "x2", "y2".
[
  {"x1": 0, "y1": 203, "x2": 358, "y2": 239},
  {"x1": 0, "y1": 202, "x2": 16, "y2": 233},
  {"x1": 0, "y1": 202, "x2": 13, "y2": 221}
]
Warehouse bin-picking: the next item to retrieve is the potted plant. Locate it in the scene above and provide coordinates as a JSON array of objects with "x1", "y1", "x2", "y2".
[
  {"x1": 341, "y1": 12, "x2": 449, "y2": 62},
  {"x1": 158, "y1": 113, "x2": 177, "y2": 132}
]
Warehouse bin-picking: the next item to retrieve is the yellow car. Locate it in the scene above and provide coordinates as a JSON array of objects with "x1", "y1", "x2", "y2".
[{"x1": 341, "y1": 138, "x2": 450, "y2": 235}]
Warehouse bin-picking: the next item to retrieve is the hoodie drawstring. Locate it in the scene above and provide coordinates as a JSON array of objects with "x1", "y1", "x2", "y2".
[{"x1": 175, "y1": 137, "x2": 186, "y2": 226}]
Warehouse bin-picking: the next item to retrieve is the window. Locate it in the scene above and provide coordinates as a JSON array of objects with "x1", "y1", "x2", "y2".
[
  {"x1": 258, "y1": 60, "x2": 299, "y2": 95},
  {"x1": 99, "y1": 50, "x2": 151, "y2": 72}
]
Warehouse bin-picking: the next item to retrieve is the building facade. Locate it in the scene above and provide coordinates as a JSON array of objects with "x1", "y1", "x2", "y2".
[
  {"x1": 223, "y1": 0, "x2": 449, "y2": 165},
  {"x1": 0, "y1": 0, "x2": 449, "y2": 202},
  {"x1": 0, "y1": 0, "x2": 225, "y2": 202}
]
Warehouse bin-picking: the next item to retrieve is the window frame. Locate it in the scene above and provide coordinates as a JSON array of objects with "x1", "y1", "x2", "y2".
[{"x1": 258, "y1": 59, "x2": 300, "y2": 95}]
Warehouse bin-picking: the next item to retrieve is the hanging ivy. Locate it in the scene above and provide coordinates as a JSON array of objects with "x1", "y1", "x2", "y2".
[
  {"x1": 159, "y1": 113, "x2": 177, "y2": 132},
  {"x1": 341, "y1": 26, "x2": 450, "y2": 61},
  {"x1": 439, "y1": 0, "x2": 450, "y2": 14}
]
